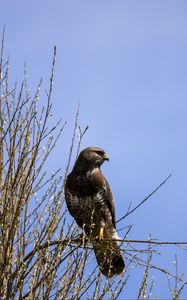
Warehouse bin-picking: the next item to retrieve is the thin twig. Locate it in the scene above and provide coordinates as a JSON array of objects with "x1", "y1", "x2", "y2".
[{"x1": 115, "y1": 173, "x2": 173, "y2": 225}]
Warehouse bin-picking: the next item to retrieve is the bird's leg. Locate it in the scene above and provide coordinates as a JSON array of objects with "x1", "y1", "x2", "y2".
[
  {"x1": 99, "y1": 226, "x2": 104, "y2": 240},
  {"x1": 95, "y1": 226, "x2": 104, "y2": 241}
]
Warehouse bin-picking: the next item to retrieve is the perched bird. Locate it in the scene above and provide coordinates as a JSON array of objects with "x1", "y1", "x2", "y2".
[{"x1": 65, "y1": 146, "x2": 125, "y2": 277}]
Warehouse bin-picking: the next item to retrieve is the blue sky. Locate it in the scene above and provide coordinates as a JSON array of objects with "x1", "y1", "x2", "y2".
[{"x1": 1, "y1": 1, "x2": 187, "y2": 298}]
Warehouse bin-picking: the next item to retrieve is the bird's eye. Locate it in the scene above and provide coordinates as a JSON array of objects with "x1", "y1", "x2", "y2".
[{"x1": 96, "y1": 150, "x2": 104, "y2": 156}]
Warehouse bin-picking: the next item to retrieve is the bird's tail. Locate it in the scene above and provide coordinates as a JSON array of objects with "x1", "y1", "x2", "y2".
[{"x1": 92, "y1": 237, "x2": 125, "y2": 277}]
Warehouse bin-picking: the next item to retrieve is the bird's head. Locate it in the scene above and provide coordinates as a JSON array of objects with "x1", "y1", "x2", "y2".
[{"x1": 73, "y1": 146, "x2": 109, "y2": 173}]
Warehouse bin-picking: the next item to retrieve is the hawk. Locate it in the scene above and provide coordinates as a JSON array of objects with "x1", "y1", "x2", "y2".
[{"x1": 65, "y1": 146, "x2": 125, "y2": 277}]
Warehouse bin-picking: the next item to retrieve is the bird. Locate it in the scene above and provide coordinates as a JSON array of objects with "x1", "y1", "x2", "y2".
[{"x1": 65, "y1": 146, "x2": 125, "y2": 277}]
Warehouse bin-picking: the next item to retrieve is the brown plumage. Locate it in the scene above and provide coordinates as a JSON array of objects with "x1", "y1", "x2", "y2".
[{"x1": 65, "y1": 146, "x2": 125, "y2": 277}]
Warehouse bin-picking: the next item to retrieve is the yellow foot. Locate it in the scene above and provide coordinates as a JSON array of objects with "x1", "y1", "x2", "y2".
[{"x1": 95, "y1": 227, "x2": 104, "y2": 241}]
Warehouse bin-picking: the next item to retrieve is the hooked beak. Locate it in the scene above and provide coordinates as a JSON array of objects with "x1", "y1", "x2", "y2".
[{"x1": 103, "y1": 153, "x2": 109, "y2": 161}]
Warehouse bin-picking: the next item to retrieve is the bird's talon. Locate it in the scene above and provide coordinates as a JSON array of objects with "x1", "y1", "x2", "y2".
[{"x1": 95, "y1": 227, "x2": 104, "y2": 241}]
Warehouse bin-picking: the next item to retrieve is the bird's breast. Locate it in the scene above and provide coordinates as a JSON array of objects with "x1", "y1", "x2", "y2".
[{"x1": 65, "y1": 189, "x2": 106, "y2": 217}]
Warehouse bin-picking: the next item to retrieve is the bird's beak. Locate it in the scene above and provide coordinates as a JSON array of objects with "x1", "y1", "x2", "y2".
[{"x1": 103, "y1": 153, "x2": 109, "y2": 161}]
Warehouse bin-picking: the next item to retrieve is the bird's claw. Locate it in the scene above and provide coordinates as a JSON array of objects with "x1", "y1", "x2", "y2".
[{"x1": 95, "y1": 227, "x2": 104, "y2": 241}]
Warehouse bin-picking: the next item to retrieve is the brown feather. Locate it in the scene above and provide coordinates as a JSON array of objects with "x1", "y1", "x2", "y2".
[{"x1": 65, "y1": 147, "x2": 125, "y2": 277}]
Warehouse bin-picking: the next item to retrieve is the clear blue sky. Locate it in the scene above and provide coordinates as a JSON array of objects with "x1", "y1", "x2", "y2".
[{"x1": 1, "y1": 1, "x2": 187, "y2": 298}]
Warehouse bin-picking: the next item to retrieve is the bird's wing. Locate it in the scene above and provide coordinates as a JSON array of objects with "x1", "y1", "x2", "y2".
[{"x1": 90, "y1": 170, "x2": 116, "y2": 228}]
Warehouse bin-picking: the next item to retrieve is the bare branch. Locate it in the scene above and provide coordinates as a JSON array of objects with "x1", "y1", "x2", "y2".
[{"x1": 115, "y1": 173, "x2": 173, "y2": 225}]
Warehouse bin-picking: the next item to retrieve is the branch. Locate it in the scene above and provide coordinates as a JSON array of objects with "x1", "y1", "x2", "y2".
[
  {"x1": 21, "y1": 237, "x2": 187, "y2": 265},
  {"x1": 115, "y1": 173, "x2": 173, "y2": 225},
  {"x1": 115, "y1": 239, "x2": 187, "y2": 246}
]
